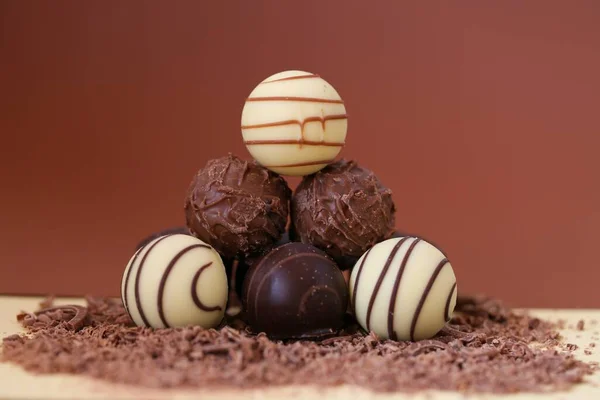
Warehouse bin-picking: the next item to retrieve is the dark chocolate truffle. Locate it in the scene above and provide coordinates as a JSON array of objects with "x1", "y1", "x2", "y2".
[
  {"x1": 242, "y1": 242, "x2": 348, "y2": 340},
  {"x1": 291, "y1": 160, "x2": 396, "y2": 269},
  {"x1": 233, "y1": 231, "x2": 292, "y2": 300},
  {"x1": 135, "y1": 227, "x2": 190, "y2": 250},
  {"x1": 184, "y1": 154, "x2": 291, "y2": 259}
]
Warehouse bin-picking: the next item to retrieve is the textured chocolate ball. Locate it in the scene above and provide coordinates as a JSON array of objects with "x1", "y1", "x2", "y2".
[
  {"x1": 184, "y1": 154, "x2": 291, "y2": 259},
  {"x1": 291, "y1": 160, "x2": 396, "y2": 269},
  {"x1": 242, "y1": 242, "x2": 348, "y2": 340}
]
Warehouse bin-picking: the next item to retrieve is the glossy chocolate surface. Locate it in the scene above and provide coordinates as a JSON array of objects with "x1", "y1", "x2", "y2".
[{"x1": 242, "y1": 242, "x2": 348, "y2": 339}]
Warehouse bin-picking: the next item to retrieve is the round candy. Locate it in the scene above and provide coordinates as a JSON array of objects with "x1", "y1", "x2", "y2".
[
  {"x1": 121, "y1": 233, "x2": 228, "y2": 329},
  {"x1": 349, "y1": 236, "x2": 457, "y2": 341},
  {"x1": 242, "y1": 242, "x2": 348, "y2": 340},
  {"x1": 184, "y1": 154, "x2": 291, "y2": 259},
  {"x1": 241, "y1": 70, "x2": 348, "y2": 176},
  {"x1": 291, "y1": 159, "x2": 396, "y2": 269}
]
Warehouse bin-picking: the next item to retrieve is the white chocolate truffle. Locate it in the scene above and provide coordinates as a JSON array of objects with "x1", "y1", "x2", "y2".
[
  {"x1": 241, "y1": 70, "x2": 348, "y2": 176},
  {"x1": 349, "y1": 237, "x2": 457, "y2": 341},
  {"x1": 121, "y1": 233, "x2": 228, "y2": 329}
]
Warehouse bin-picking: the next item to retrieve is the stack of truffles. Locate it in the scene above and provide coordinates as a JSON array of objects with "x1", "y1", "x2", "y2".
[{"x1": 122, "y1": 70, "x2": 458, "y2": 342}]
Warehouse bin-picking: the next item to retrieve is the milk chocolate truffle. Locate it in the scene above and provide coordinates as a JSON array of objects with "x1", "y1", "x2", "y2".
[
  {"x1": 121, "y1": 234, "x2": 228, "y2": 329},
  {"x1": 291, "y1": 160, "x2": 396, "y2": 269},
  {"x1": 241, "y1": 70, "x2": 348, "y2": 176},
  {"x1": 349, "y1": 236, "x2": 457, "y2": 341},
  {"x1": 242, "y1": 242, "x2": 348, "y2": 339},
  {"x1": 184, "y1": 154, "x2": 291, "y2": 259}
]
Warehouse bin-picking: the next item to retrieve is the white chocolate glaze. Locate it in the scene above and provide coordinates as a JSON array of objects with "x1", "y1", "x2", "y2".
[
  {"x1": 241, "y1": 70, "x2": 347, "y2": 176},
  {"x1": 121, "y1": 234, "x2": 228, "y2": 329},
  {"x1": 349, "y1": 237, "x2": 457, "y2": 341}
]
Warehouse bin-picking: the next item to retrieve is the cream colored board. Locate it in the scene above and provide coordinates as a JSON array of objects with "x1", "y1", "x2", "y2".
[{"x1": 0, "y1": 296, "x2": 598, "y2": 400}]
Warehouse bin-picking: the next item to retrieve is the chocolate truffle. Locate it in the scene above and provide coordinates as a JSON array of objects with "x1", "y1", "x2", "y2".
[
  {"x1": 349, "y1": 236, "x2": 457, "y2": 341},
  {"x1": 184, "y1": 154, "x2": 291, "y2": 259},
  {"x1": 242, "y1": 242, "x2": 348, "y2": 339},
  {"x1": 241, "y1": 70, "x2": 348, "y2": 176},
  {"x1": 135, "y1": 227, "x2": 190, "y2": 250},
  {"x1": 233, "y1": 231, "x2": 293, "y2": 298},
  {"x1": 121, "y1": 233, "x2": 228, "y2": 329},
  {"x1": 136, "y1": 228, "x2": 242, "y2": 287},
  {"x1": 291, "y1": 160, "x2": 396, "y2": 269}
]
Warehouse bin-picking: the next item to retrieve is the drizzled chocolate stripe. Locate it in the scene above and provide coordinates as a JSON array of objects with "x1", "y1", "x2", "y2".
[
  {"x1": 263, "y1": 159, "x2": 334, "y2": 168},
  {"x1": 245, "y1": 96, "x2": 344, "y2": 104},
  {"x1": 351, "y1": 248, "x2": 371, "y2": 315},
  {"x1": 191, "y1": 262, "x2": 222, "y2": 312},
  {"x1": 156, "y1": 243, "x2": 210, "y2": 328},
  {"x1": 388, "y1": 238, "x2": 421, "y2": 340},
  {"x1": 409, "y1": 258, "x2": 449, "y2": 341},
  {"x1": 445, "y1": 282, "x2": 457, "y2": 321},
  {"x1": 122, "y1": 246, "x2": 143, "y2": 314},
  {"x1": 366, "y1": 237, "x2": 409, "y2": 331},
  {"x1": 241, "y1": 114, "x2": 348, "y2": 131},
  {"x1": 263, "y1": 74, "x2": 319, "y2": 83},
  {"x1": 133, "y1": 235, "x2": 170, "y2": 327},
  {"x1": 245, "y1": 140, "x2": 344, "y2": 147}
]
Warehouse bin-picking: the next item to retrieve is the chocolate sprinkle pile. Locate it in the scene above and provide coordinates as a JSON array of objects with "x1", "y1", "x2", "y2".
[{"x1": 1, "y1": 296, "x2": 595, "y2": 393}]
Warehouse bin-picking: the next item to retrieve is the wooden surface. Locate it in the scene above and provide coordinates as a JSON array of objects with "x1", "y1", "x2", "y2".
[{"x1": 0, "y1": 296, "x2": 599, "y2": 400}]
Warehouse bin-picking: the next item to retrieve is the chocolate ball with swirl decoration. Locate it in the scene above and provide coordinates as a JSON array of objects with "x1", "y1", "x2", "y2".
[
  {"x1": 184, "y1": 154, "x2": 291, "y2": 260},
  {"x1": 242, "y1": 242, "x2": 349, "y2": 340},
  {"x1": 121, "y1": 233, "x2": 228, "y2": 329},
  {"x1": 349, "y1": 236, "x2": 458, "y2": 341},
  {"x1": 241, "y1": 70, "x2": 348, "y2": 176},
  {"x1": 291, "y1": 159, "x2": 396, "y2": 270}
]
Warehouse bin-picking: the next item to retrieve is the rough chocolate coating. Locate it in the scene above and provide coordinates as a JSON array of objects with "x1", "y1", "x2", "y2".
[
  {"x1": 291, "y1": 160, "x2": 396, "y2": 270},
  {"x1": 242, "y1": 242, "x2": 348, "y2": 340},
  {"x1": 184, "y1": 154, "x2": 291, "y2": 259}
]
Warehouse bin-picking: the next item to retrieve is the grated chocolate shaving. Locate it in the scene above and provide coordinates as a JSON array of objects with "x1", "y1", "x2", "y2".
[
  {"x1": 16, "y1": 305, "x2": 88, "y2": 332},
  {"x1": 1, "y1": 295, "x2": 595, "y2": 394}
]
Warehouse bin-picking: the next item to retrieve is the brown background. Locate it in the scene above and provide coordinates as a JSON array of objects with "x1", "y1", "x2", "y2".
[{"x1": 1, "y1": 1, "x2": 599, "y2": 307}]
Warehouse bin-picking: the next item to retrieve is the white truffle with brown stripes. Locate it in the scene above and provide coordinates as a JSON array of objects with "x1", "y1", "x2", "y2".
[
  {"x1": 349, "y1": 236, "x2": 457, "y2": 341},
  {"x1": 241, "y1": 70, "x2": 348, "y2": 176},
  {"x1": 121, "y1": 233, "x2": 228, "y2": 329}
]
